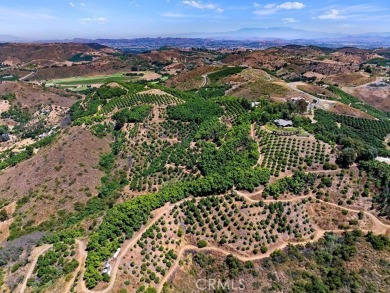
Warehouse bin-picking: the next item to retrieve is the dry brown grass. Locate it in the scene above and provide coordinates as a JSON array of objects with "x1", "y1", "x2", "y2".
[
  {"x1": 327, "y1": 72, "x2": 376, "y2": 87},
  {"x1": 0, "y1": 82, "x2": 76, "y2": 110},
  {"x1": 166, "y1": 66, "x2": 221, "y2": 90},
  {"x1": 348, "y1": 86, "x2": 390, "y2": 112},
  {"x1": 0, "y1": 126, "x2": 111, "y2": 225},
  {"x1": 297, "y1": 84, "x2": 339, "y2": 99},
  {"x1": 308, "y1": 202, "x2": 373, "y2": 231},
  {"x1": 232, "y1": 80, "x2": 291, "y2": 100},
  {"x1": 317, "y1": 100, "x2": 375, "y2": 119}
]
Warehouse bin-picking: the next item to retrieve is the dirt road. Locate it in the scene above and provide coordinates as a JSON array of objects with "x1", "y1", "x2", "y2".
[
  {"x1": 20, "y1": 244, "x2": 53, "y2": 293},
  {"x1": 78, "y1": 198, "x2": 192, "y2": 293},
  {"x1": 74, "y1": 190, "x2": 389, "y2": 293},
  {"x1": 64, "y1": 239, "x2": 87, "y2": 293},
  {"x1": 157, "y1": 198, "x2": 390, "y2": 293},
  {"x1": 157, "y1": 229, "x2": 328, "y2": 292}
]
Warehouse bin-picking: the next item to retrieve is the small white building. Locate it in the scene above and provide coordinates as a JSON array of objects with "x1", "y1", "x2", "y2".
[
  {"x1": 102, "y1": 262, "x2": 112, "y2": 275},
  {"x1": 113, "y1": 248, "x2": 121, "y2": 259},
  {"x1": 274, "y1": 119, "x2": 293, "y2": 127}
]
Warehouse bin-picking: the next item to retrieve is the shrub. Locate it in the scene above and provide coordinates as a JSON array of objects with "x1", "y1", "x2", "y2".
[{"x1": 197, "y1": 240, "x2": 207, "y2": 248}]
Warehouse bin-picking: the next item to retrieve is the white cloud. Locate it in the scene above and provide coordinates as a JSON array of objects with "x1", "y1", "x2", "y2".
[
  {"x1": 183, "y1": 1, "x2": 216, "y2": 10},
  {"x1": 69, "y1": 2, "x2": 75, "y2": 8},
  {"x1": 278, "y1": 2, "x2": 305, "y2": 10},
  {"x1": 254, "y1": 2, "x2": 305, "y2": 15},
  {"x1": 318, "y1": 9, "x2": 345, "y2": 20},
  {"x1": 282, "y1": 17, "x2": 299, "y2": 23},
  {"x1": 182, "y1": 1, "x2": 222, "y2": 12},
  {"x1": 79, "y1": 17, "x2": 107, "y2": 24}
]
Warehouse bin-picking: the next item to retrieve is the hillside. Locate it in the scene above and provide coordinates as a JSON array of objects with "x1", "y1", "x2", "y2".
[
  {"x1": 0, "y1": 126, "x2": 111, "y2": 233},
  {"x1": 0, "y1": 43, "x2": 117, "y2": 66},
  {"x1": 165, "y1": 231, "x2": 390, "y2": 293},
  {"x1": 0, "y1": 44, "x2": 389, "y2": 293}
]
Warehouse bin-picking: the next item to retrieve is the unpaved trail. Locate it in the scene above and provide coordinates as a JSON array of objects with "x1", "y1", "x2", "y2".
[
  {"x1": 78, "y1": 198, "x2": 192, "y2": 293},
  {"x1": 288, "y1": 82, "x2": 339, "y2": 107},
  {"x1": 74, "y1": 189, "x2": 390, "y2": 293},
  {"x1": 201, "y1": 74, "x2": 209, "y2": 87},
  {"x1": 157, "y1": 199, "x2": 390, "y2": 293},
  {"x1": 20, "y1": 244, "x2": 53, "y2": 293},
  {"x1": 19, "y1": 71, "x2": 35, "y2": 81},
  {"x1": 157, "y1": 229, "x2": 328, "y2": 292},
  {"x1": 353, "y1": 76, "x2": 383, "y2": 89},
  {"x1": 64, "y1": 239, "x2": 87, "y2": 293},
  {"x1": 316, "y1": 200, "x2": 390, "y2": 235}
]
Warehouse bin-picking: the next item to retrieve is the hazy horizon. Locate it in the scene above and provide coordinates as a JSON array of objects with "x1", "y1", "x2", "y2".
[{"x1": 1, "y1": 0, "x2": 390, "y2": 40}]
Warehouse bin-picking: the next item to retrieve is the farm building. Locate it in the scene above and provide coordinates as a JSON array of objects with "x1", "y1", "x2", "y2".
[{"x1": 274, "y1": 119, "x2": 293, "y2": 127}]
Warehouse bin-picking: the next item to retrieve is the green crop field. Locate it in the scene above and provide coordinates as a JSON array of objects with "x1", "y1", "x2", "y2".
[{"x1": 45, "y1": 72, "x2": 154, "y2": 87}]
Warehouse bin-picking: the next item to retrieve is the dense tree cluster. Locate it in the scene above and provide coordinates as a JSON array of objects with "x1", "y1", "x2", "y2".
[
  {"x1": 32, "y1": 240, "x2": 79, "y2": 290},
  {"x1": 167, "y1": 98, "x2": 223, "y2": 123},
  {"x1": 214, "y1": 96, "x2": 251, "y2": 120},
  {"x1": 113, "y1": 105, "x2": 152, "y2": 129},
  {"x1": 0, "y1": 106, "x2": 31, "y2": 124},
  {"x1": 208, "y1": 67, "x2": 245, "y2": 83},
  {"x1": 303, "y1": 110, "x2": 390, "y2": 165},
  {"x1": 95, "y1": 86, "x2": 127, "y2": 100},
  {"x1": 0, "y1": 93, "x2": 16, "y2": 102},
  {"x1": 359, "y1": 160, "x2": 390, "y2": 218},
  {"x1": 263, "y1": 171, "x2": 317, "y2": 199},
  {"x1": 102, "y1": 94, "x2": 182, "y2": 115}
]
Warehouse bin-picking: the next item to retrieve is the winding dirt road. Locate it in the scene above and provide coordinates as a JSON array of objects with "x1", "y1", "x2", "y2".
[
  {"x1": 20, "y1": 244, "x2": 53, "y2": 293},
  {"x1": 77, "y1": 198, "x2": 192, "y2": 293},
  {"x1": 64, "y1": 239, "x2": 87, "y2": 293},
  {"x1": 157, "y1": 199, "x2": 390, "y2": 293},
  {"x1": 156, "y1": 229, "x2": 328, "y2": 292},
  {"x1": 27, "y1": 189, "x2": 389, "y2": 293}
]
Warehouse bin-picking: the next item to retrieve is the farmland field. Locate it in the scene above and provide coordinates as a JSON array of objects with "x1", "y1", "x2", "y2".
[{"x1": 45, "y1": 71, "x2": 160, "y2": 88}]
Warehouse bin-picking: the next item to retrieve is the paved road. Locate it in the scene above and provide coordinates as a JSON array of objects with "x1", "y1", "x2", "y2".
[{"x1": 19, "y1": 71, "x2": 35, "y2": 81}]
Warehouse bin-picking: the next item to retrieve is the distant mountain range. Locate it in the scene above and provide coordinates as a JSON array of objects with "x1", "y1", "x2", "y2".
[
  {"x1": 173, "y1": 27, "x2": 348, "y2": 40},
  {"x1": 0, "y1": 34, "x2": 25, "y2": 42},
  {"x1": 2, "y1": 27, "x2": 390, "y2": 49}
]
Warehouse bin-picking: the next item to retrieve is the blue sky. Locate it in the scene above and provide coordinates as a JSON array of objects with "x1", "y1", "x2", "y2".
[{"x1": 1, "y1": 0, "x2": 390, "y2": 39}]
